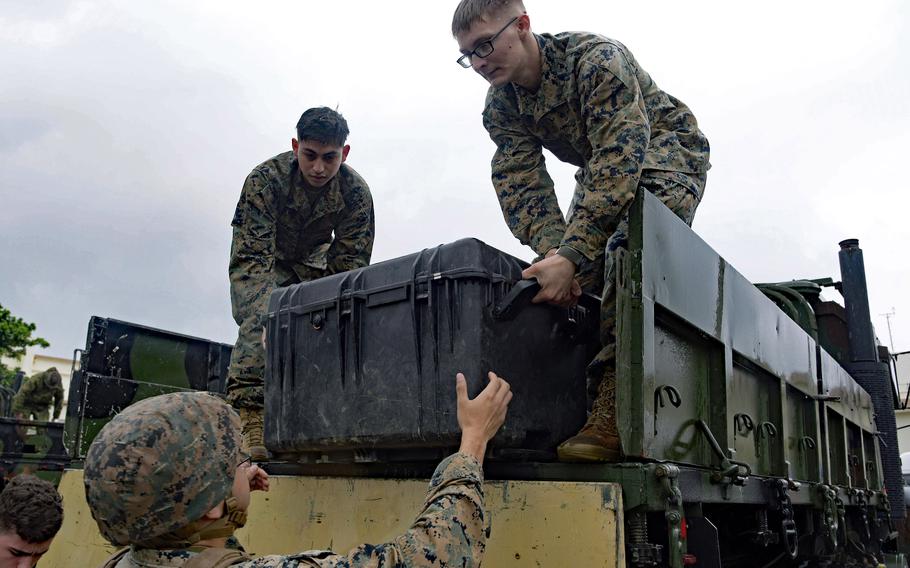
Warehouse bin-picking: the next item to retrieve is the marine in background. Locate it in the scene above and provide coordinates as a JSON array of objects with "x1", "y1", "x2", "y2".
[
  {"x1": 0, "y1": 474, "x2": 64, "y2": 568},
  {"x1": 11, "y1": 367, "x2": 64, "y2": 422},
  {"x1": 452, "y1": 0, "x2": 711, "y2": 462},
  {"x1": 84, "y1": 371, "x2": 512, "y2": 567},
  {"x1": 227, "y1": 107, "x2": 375, "y2": 460}
]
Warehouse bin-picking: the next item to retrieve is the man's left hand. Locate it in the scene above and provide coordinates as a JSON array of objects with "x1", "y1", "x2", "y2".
[
  {"x1": 522, "y1": 255, "x2": 582, "y2": 307},
  {"x1": 246, "y1": 464, "x2": 270, "y2": 493}
]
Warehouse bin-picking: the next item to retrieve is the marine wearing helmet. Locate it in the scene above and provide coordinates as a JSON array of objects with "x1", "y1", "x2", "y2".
[{"x1": 84, "y1": 371, "x2": 512, "y2": 567}]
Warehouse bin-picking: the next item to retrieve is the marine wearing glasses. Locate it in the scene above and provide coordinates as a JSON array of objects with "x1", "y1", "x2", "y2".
[{"x1": 456, "y1": 16, "x2": 518, "y2": 68}]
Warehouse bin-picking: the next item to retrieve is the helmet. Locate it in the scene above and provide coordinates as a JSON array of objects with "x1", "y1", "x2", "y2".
[{"x1": 83, "y1": 392, "x2": 241, "y2": 546}]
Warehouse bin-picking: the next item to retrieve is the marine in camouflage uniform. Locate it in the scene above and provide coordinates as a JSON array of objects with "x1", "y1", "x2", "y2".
[
  {"x1": 11, "y1": 367, "x2": 64, "y2": 422},
  {"x1": 228, "y1": 108, "x2": 374, "y2": 458},
  {"x1": 453, "y1": 1, "x2": 710, "y2": 461},
  {"x1": 84, "y1": 373, "x2": 512, "y2": 567}
]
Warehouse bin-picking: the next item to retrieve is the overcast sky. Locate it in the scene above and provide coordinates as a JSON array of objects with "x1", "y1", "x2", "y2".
[{"x1": 1, "y1": 0, "x2": 908, "y2": 362}]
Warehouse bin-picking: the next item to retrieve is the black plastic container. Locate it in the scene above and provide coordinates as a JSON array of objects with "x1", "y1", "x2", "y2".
[{"x1": 264, "y1": 238, "x2": 597, "y2": 462}]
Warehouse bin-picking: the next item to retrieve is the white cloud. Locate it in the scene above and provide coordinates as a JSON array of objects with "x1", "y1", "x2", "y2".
[{"x1": 1, "y1": 0, "x2": 908, "y2": 355}]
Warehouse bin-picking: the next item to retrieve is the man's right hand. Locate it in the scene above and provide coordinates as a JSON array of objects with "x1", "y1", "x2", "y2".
[{"x1": 456, "y1": 371, "x2": 512, "y2": 464}]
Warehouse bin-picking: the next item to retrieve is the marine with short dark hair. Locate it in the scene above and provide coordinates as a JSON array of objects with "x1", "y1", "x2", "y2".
[
  {"x1": 227, "y1": 107, "x2": 375, "y2": 460},
  {"x1": 11, "y1": 367, "x2": 64, "y2": 422},
  {"x1": 0, "y1": 474, "x2": 64, "y2": 567},
  {"x1": 452, "y1": 0, "x2": 711, "y2": 462},
  {"x1": 84, "y1": 371, "x2": 512, "y2": 567}
]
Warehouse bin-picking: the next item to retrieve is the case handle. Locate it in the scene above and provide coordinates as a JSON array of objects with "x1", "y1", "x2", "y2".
[{"x1": 492, "y1": 278, "x2": 541, "y2": 320}]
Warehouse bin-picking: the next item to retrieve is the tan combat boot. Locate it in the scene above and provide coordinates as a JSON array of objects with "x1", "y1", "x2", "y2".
[
  {"x1": 557, "y1": 372, "x2": 622, "y2": 462},
  {"x1": 238, "y1": 408, "x2": 269, "y2": 462}
]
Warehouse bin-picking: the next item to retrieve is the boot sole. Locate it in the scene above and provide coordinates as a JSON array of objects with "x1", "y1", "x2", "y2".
[
  {"x1": 249, "y1": 446, "x2": 269, "y2": 462},
  {"x1": 557, "y1": 442, "x2": 622, "y2": 463}
]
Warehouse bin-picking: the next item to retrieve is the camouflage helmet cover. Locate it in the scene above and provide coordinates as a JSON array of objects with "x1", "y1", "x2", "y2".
[{"x1": 83, "y1": 391, "x2": 241, "y2": 546}]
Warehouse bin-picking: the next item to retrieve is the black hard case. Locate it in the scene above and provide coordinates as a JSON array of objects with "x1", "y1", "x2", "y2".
[{"x1": 264, "y1": 238, "x2": 596, "y2": 461}]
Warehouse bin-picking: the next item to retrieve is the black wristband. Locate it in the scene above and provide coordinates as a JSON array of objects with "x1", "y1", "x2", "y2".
[{"x1": 555, "y1": 246, "x2": 584, "y2": 267}]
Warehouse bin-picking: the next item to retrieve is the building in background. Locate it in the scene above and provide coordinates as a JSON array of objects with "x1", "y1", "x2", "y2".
[{"x1": 1, "y1": 347, "x2": 77, "y2": 422}]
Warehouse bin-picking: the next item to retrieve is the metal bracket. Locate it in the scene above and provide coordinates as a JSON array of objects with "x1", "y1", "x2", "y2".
[
  {"x1": 653, "y1": 385, "x2": 682, "y2": 435},
  {"x1": 770, "y1": 478, "x2": 799, "y2": 560},
  {"x1": 756, "y1": 422, "x2": 778, "y2": 459},
  {"x1": 656, "y1": 464, "x2": 685, "y2": 568},
  {"x1": 733, "y1": 413, "x2": 754, "y2": 436},
  {"x1": 696, "y1": 419, "x2": 751, "y2": 486},
  {"x1": 820, "y1": 485, "x2": 840, "y2": 551}
]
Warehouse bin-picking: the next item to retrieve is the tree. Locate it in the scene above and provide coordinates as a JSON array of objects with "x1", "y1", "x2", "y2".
[{"x1": 0, "y1": 304, "x2": 49, "y2": 388}]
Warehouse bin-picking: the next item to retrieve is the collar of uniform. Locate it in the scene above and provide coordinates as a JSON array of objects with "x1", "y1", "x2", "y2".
[
  {"x1": 513, "y1": 33, "x2": 570, "y2": 122},
  {"x1": 128, "y1": 547, "x2": 194, "y2": 566},
  {"x1": 288, "y1": 161, "x2": 346, "y2": 218}
]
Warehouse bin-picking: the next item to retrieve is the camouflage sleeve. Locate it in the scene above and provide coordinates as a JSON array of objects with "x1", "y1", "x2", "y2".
[
  {"x1": 229, "y1": 170, "x2": 280, "y2": 328},
  {"x1": 325, "y1": 182, "x2": 374, "y2": 275},
  {"x1": 484, "y1": 96, "x2": 566, "y2": 256},
  {"x1": 236, "y1": 453, "x2": 487, "y2": 568},
  {"x1": 560, "y1": 49, "x2": 650, "y2": 261},
  {"x1": 53, "y1": 384, "x2": 64, "y2": 419},
  {"x1": 11, "y1": 377, "x2": 35, "y2": 408},
  {"x1": 10, "y1": 382, "x2": 27, "y2": 412}
]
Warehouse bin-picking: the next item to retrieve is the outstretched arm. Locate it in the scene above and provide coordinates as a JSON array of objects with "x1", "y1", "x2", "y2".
[{"x1": 246, "y1": 372, "x2": 512, "y2": 568}]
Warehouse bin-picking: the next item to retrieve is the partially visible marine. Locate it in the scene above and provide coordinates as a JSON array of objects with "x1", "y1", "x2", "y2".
[
  {"x1": 64, "y1": 317, "x2": 232, "y2": 458},
  {"x1": 11, "y1": 367, "x2": 64, "y2": 421}
]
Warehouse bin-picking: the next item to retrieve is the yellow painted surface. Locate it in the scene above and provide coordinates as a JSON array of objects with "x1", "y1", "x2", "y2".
[{"x1": 46, "y1": 470, "x2": 624, "y2": 567}]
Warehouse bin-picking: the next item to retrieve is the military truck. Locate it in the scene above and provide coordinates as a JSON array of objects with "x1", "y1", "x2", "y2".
[{"x1": 39, "y1": 192, "x2": 906, "y2": 567}]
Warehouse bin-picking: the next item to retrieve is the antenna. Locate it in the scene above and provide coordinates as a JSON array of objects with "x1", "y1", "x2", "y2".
[{"x1": 881, "y1": 308, "x2": 896, "y2": 353}]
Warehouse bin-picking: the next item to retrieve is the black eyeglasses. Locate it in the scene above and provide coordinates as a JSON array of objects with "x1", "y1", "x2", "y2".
[
  {"x1": 237, "y1": 454, "x2": 252, "y2": 469},
  {"x1": 456, "y1": 16, "x2": 519, "y2": 68}
]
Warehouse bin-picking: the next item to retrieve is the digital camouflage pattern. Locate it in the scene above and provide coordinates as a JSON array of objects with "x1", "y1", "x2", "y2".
[
  {"x1": 227, "y1": 152, "x2": 374, "y2": 409},
  {"x1": 482, "y1": 31, "x2": 709, "y2": 405},
  {"x1": 483, "y1": 32, "x2": 710, "y2": 264},
  {"x1": 108, "y1": 453, "x2": 486, "y2": 567},
  {"x1": 84, "y1": 392, "x2": 240, "y2": 547},
  {"x1": 12, "y1": 367, "x2": 64, "y2": 421}
]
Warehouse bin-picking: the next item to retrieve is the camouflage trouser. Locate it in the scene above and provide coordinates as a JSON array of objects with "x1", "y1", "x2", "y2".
[
  {"x1": 570, "y1": 171, "x2": 708, "y2": 413},
  {"x1": 226, "y1": 264, "x2": 324, "y2": 411}
]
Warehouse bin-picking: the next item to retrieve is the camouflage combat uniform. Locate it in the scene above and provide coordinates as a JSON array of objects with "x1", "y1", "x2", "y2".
[
  {"x1": 227, "y1": 152, "x2": 374, "y2": 409},
  {"x1": 107, "y1": 453, "x2": 486, "y2": 567},
  {"x1": 85, "y1": 392, "x2": 488, "y2": 568},
  {"x1": 483, "y1": 32, "x2": 710, "y2": 412},
  {"x1": 11, "y1": 368, "x2": 64, "y2": 421}
]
